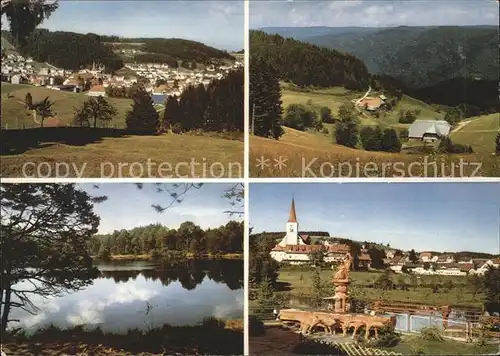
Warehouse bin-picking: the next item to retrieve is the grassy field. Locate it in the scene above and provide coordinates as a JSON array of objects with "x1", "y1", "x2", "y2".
[
  {"x1": 451, "y1": 113, "x2": 500, "y2": 154},
  {"x1": 249, "y1": 127, "x2": 499, "y2": 177},
  {"x1": 281, "y1": 84, "x2": 444, "y2": 129},
  {"x1": 276, "y1": 268, "x2": 483, "y2": 308},
  {"x1": 1, "y1": 132, "x2": 243, "y2": 178},
  {"x1": 1, "y1": 83, "x2": 133, "y2": 129},
  {"x1": 252, "y1": 85, "x2": 500, "y2": 177},
  {"x1": 1, "y1": 83, "x2": 243, "y2": 178}
]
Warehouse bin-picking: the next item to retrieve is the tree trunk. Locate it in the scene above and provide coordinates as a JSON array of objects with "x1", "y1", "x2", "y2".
[
  {"x1": 40, "y1": 116, "x2": 44, "y2": 128},
  {"x1": 1, "y1": 287, "x2": 11, "y2": 333},
  {"x1": 1, "y1": 237, "x2": 12, "y2": 333}
]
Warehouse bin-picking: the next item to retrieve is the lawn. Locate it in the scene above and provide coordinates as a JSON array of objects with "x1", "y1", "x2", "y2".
[
  {"x1": 451, "y1": 113, "x2": 500, "y2": 154},
  {"x1": 1, "y1": 83, "x2": 133, "y2": 129},
  {"x1": 276, "y1": 268, "x2": 483, "y2": 308},
  {"x1": 281, "y1": 84, "x2": 363, "y2": 119},
  {"x1": 387, "y1": 336, "x2": 498, "y2": 355},
  {"x1": 1, "y1": 132, "x2": 243, "y2": 178}
]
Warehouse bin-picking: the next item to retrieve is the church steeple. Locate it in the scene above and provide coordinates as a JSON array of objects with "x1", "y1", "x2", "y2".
[{"x1": 288, "y1": 197, "x2": 297, "y2": 223}]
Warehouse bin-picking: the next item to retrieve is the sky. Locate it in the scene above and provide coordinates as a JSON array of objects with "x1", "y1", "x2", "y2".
[
  {"x1": 78, "y1": 183, "x2": 243, "y2": 234},
  {"x1": 249, "y1": 183, "x2": 500, "y2": 254},
  {"x1": 1, "y1": 1, "x2": 244, "y2": 51},
  {"x1": 250, "y1": 0, "x2": 499, "y2": 28}
]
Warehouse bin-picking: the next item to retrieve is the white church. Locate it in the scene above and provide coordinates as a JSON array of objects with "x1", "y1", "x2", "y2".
[{"x1": 270, "y1": 198, "x2": 371, "y2": 267}]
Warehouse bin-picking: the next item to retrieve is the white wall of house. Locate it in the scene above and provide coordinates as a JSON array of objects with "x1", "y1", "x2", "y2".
[
  {"x1": 87, "y1": 91, "x2": 106, "y2": 97},
  {"x1": 11, "y1": 75, "x2": 20, "y2": 84},
  {"x1": 270, "y1": 251, "x2": 310, "y2": 263},
  {"x1": 435, "y1": 269, "x2": 466, "y2": 276},
  {"x1": 390, "y1": 265, "x2": 403, "y2": 273}
]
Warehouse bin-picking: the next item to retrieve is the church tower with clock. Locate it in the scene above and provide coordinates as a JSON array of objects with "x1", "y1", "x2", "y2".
[{"x1": 278, "y1": 198, "x2": 305, "y2": 247}]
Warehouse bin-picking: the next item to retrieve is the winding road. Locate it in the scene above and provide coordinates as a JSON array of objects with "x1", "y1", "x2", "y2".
[{"x1": 351, "y1": 86, "x2": 372, "y2": 106}]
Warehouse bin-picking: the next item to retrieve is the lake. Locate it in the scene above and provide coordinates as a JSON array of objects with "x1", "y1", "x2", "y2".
[
  {"x1": 9, "y1": 259, "x2": 243, "y2": 334},
  {"x1": 151, "y1": 94, "x2": 166, "y2": 105}
]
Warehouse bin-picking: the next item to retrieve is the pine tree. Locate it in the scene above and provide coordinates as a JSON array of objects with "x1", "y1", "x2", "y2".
[
  {"x1": 126, "y1": 87, "x2": 159, "y2": 133},
  {"x1": 381, "y1": 128, "x2": 402, "y2": 152},
  {"x1": 256, "y1": 277, "x2": 275, "y2": 313},
  {"x1": 334, "y1": 103, "x2": 359, "y2": 148},
  {"x1": 203, "y1": 83, "x2": 223, "y2": 132},
  {"x1": 312, "y1": 267, "x2": 324, "y2": 307},
  {"x1": 360, "y1": 126, "x2": 382, "y2": 151},
  {"x1": 224, "y1": 68, "x2": 244, "y2": 132},
  {"x1": 1, "y1": 184, "x2": 100, "y2": 332},
  {"x1": 438, "y1": 137, "x2": 454, "y2": 154},
  {"x1": 163, "y1": 95, "x2": 179, "y2": 131},
  {"x1": 495, "y1": 132, "x2": 500, "y2": 155},
  {"x1": 250, "y1": 56, "x2": 283, "y2": 139}
]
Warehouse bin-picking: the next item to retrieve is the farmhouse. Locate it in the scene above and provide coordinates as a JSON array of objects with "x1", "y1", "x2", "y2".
[
  {"x1": 87, "y1": 85, "x2": 106, "y2": 97},
  {"x1": 269, "y1": 198, "x2": 371, "y2": 267},
  {"x1": 357, "y1": 96, "x2": 384, "y2": 111},
  {"x1": 408, "y1": 120, "x2": 451, "y2": 142}
]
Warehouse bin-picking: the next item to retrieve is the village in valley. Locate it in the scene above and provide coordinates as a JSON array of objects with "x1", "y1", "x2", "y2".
[
  {"x1": 269, "y1": 198, "x2": 499, "y2": 278},
  {"x1": 1, "y1": 46, "x2": 243, "y2": 110},
  {"x1": 249, "y1": 183, "x2": 500, "y2": 355}
]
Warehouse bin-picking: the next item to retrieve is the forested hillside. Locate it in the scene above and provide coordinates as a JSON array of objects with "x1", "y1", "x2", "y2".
[
  {"x1": 101, "y1": 36, "x2": 235, "y2": 63},
  {"x1": 250, "y1": 30, "x2": 370, "y2": 90},
  {"x1": 17, "y1": 29, "x2": 124, "y2": 72},
  {"x1": 5, "y1": 29, "x2": 236, "y2": 72},
  {"x1": 255, "y1": 27, "x2": 498, "y2": 115},
  {"x1": 304, "y1": 26, "x2": 498, "y2": 88},
  {"x1": 409, "y1": 78, "x2": 499, "y2": 116}
]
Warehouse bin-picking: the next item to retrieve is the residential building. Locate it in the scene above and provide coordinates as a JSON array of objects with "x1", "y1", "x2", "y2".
[
  {"x1": 419, "y1": 251, "x2": 435, "y2": 262},
  {"x1": 87, "y1": 85, "x2": 106, "y2": 97},
  {"x1": 10, "y1": 74, "x2": 21, "y2": 84},
  {"x1": 436, "y1": 254, "x2": 455, "y2": 264},
  {"x1": 408, "y1": 120, "x2": 451, "y2": 141}
]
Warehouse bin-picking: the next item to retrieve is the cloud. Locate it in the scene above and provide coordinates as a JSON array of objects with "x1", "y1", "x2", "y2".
[
  {"x1": 250, "y1": 0, "x2": 498, "y2": 28},
  {"x1": 329, "y1": 0, "x2": 363, "y2": 10}
]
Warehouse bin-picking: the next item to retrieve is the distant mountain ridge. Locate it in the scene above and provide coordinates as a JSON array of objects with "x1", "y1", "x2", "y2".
[{"x1": 260, "y1": 25, "x2": 498, "y2": 89}]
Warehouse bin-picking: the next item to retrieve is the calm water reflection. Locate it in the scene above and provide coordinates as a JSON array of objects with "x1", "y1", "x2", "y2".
[{"x1": 10, "y1": 260, "x2": 243, "y2": 333}]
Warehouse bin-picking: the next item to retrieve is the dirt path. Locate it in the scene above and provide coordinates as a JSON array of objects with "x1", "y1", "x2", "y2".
[
  {"x1": 452, "y1": 119, "x2": 474, "y2": 133},
  {"x1": 250, "y1": 327, "x2": 303, "y2": 354}
]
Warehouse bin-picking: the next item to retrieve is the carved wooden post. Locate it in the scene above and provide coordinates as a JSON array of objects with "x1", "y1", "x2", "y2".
[{"x1": 441, "y1": 305, "x2": 451, "y2": 329}]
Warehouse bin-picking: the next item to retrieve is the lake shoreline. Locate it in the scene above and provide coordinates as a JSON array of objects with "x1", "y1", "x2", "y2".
[{"x1": 93, "y1": 253, "x2": 244, "y2": 262}]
